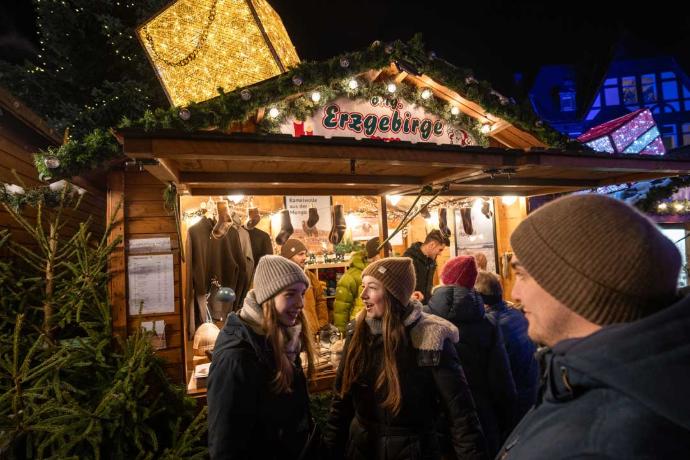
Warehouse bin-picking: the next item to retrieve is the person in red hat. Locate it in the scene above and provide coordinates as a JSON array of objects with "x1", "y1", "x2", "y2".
[{"x1": 427, "y1": 255, "x2": 517, "y2": 457}]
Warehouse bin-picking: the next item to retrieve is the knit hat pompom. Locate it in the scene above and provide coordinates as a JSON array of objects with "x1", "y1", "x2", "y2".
[
  {"x1": 362, "y1": 257, "x2": 416, "y2": 306},
  {"x1": 252, "y1": 255, "x2": 310, "y2": 305},
  {"x1": 441, "y1": 256, "x2": 478, "y2": 288},
  {"x1": 511, "y1": 194, "x2": 681, "y2": 325},
  {"x1": 280, "y1": 239, "x2": 308, "y2": 259}
]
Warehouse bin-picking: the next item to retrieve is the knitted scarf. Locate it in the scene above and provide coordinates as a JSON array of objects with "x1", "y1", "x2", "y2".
[
  {"x1": 239, "y1": 290, "x2": 302, "y2": 363},
  {"x1": 365, "y1": 299, "x2": 458, "y2": 352}
]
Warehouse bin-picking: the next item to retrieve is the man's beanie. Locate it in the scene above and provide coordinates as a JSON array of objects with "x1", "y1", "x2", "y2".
[
  {"x1": 511, "y1": 194, "x2": 681, "y2": 325},
  {"x1": 441, "y1": 256, "x2": 478, "y2": 288},
  {"x1": 280, "y1": 239, "x2": 307, "y2": 259},
  {"x1": 365, "y1": 237, "x2": 392, "y2": 259},
  {"x1": 253, "y1": 255, "x2": 310, "y2": 304},
  {"x1": 362, "y1": 257, "x2": 416, "y2": 306}
]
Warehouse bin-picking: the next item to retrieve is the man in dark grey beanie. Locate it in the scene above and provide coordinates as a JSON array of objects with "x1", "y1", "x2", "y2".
[{"x1": 497, "y1": 194, "x2": 690, "y2": 459}]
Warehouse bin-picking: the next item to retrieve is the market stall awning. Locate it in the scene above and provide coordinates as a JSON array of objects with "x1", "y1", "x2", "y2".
[{"x1": 117, "y1": 128, "x2": 690, "y2": 197}]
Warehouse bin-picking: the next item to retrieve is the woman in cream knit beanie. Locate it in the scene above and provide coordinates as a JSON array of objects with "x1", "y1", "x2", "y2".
[{"x1": 207, "y1": 255, "x2": 315, "y2": 458}]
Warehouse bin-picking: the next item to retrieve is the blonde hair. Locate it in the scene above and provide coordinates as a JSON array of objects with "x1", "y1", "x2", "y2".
[
  {"x1": 262, "y1": 298, "x2": 315, "y2": 394},
  {"x1": 340, "y1": 294, "x2": 407, "y2": 415}
]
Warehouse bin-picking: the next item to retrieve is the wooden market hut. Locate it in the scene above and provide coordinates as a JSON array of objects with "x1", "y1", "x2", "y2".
[
  {"x1": 0, "y1": 87, "x2": 107, "y2": 246},
  {"x1": 109, "y1": 60, "x2": 690, "y2": 392}
]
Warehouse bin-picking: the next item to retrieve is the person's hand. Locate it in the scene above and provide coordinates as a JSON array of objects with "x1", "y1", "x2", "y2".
[{"x1": 411, "y1": 291, "x2": 424, "y2": 302}]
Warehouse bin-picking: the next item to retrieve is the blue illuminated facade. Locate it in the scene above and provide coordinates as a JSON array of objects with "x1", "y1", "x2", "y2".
[{"x1": 529, "y1": 56, "x2": 690, "y2": 150}]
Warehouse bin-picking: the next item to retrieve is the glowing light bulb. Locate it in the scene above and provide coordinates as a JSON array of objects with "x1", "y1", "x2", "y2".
[
  {"x1": 387, "y1": 83, "x2": 397, "y2": 93},
  {"x1": 501, "y1": 196, "x2": 517, "y2": 206},
  {"x1": 388, "y1": 195, "x2": 401, "y2": 206},
  {"x1": 311, "y1": 91, "x2": 321, "y2": 102},
  {"x1": 421, "y1": 88, "x2": 432, "y2": 100},
  {"x1": 268, "y1": 107, "x2": 280, "y2": 118},
  {"x1": 348, "y1": 79, "x2": 358, "y2": 89},
  {"x1": 657, "y1": 203, "x2": 668, "y2": 210},
  {"x1": 480, "y1": 123, "x2": 491, "y2": 134},
  {"x1": 450, "y1": 106, "x2": 460, "y2": 116},
  {"x1": 227, "y1": 194, "x2": 244, "y2": 203}
]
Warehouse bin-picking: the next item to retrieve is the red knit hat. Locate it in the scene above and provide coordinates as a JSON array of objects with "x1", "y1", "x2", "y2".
[{"x1": 441, "y1": 256, "x2": 478, "y2": 288}]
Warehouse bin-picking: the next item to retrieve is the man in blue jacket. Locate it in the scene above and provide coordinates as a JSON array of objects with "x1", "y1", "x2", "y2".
[{"x1": 497, "y1": 194, "x2": 690, "y2": 459}]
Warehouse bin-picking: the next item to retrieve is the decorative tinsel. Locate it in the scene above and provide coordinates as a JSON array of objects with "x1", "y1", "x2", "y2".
[
  {"x1": 635, "y1": 176, "x2": 690, "y2": 212},
  {"x1": 34, "y1": 35, "x2": 568, "y2": 181}
]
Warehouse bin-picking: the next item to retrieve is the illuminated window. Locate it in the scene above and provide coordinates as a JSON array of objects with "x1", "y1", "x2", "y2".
[
  {"x1": 642, "y1": 74, "x2": 657, "y2": 103},
  {"x1": 560, "y1": 92, "x2": 576, "y2": 112},
  {"x1": 683, "y1": 123, "x2": 690, "y2": 146},
  {"x1": 622, "y1": 76, "x2": 637, "y2": 104},
  {"x1": 604, "y1": 78, "x2": 619, "y2": 106},
  {"x1": 661, "y1": 124, "x2": 678, "y2": 150}
]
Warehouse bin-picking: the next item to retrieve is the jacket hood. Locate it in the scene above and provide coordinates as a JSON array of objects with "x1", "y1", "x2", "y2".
[
  {"x1": 547, "y1": 295, "x2": 690, "y2": 430},
  {"x1": 349, "y1": 250, "x2": 367, "y2": 271},
  {"x1": 427, "y1": 285, "x2": 486, "y2": 323}
]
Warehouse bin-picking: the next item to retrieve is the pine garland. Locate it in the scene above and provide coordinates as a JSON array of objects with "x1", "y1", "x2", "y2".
[{"x1": 33, "y1": 36, "x2": 569, "y2": 181}]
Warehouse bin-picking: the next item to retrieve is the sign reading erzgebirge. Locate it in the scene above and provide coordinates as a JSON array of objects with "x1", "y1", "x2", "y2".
[{"x1": 279, "y1": 96, "x2": 476, "y2": 146}]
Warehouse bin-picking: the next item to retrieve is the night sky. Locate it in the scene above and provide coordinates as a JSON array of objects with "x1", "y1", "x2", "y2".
[{"x1": 1, "y1": 0, "x2": 689, "y2": 94}]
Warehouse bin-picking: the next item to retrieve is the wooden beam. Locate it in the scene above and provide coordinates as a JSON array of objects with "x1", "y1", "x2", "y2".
[
  {"x1": 179, "y1": 172, "x2": 422, "y2": 186},
  {"x1": 144, "y1": 158, "x2": 181, "y2": 185},
  {"x1": 107, "y1": 170, "x2": 127, "y2": 340},
  {"x1": 190, "y1": 187, "x2": 382, "y2": 196},
  {"x1": 394, "y1": 71, "x2": 408, "y2": 83},
  {"x1": 461, "y1": 177, "x2": 600, "y2": 187},
  {"x1": 379, "y1": 196, "x2": 390, "y2": 257},
  {"x1": 127, "y1": 137, "x2": 511, "y2": 168},
  {"x1": 521, "y1": 151, "x2": 690, "y2": 173}
]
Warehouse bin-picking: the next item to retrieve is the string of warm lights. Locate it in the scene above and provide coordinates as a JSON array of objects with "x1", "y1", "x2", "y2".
[{"x1": 655, "y1": 200, "x2": 690, "y2": 215}]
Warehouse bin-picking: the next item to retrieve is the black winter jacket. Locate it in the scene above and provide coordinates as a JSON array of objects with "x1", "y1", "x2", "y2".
[
  {"x1": 485, "y1": 302, "x2": 538, "y2": 419},
  {"x1": 403, "y1": 242, "x2": 436, "y2": 303},
  {"x1": 497, "y1": 295, "x2": 690, "y2": 460},
  {"x1": 323, "y1": 303, "x2": 488, "y2": 460},
  {"x1": 427, "y1": 286, "x2": 517, "y2": 456},
  {"x1": 207, "y1": 312, "x2": 310, "y2": 459}
]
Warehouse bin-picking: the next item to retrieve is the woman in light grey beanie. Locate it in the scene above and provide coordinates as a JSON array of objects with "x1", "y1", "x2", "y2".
[{"x1": 207, "y1": 255, "x2": 316, "y2": 459}]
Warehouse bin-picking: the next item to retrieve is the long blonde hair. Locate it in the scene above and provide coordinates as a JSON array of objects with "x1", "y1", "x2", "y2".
[
  {"x1": 262, "y1": 297, "x2": 315, "y2": 394},
  {"x1": 340, "y1": 294, "x2": 408, "y2": 415}
]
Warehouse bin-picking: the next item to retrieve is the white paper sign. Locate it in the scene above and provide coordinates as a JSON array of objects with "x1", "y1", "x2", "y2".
[
  {"x1": 128, "y1": 254, "x2": 175, "y2": 315},
  {"x1": 127, "y1": 237, "x2": 171, "y2": 254}
]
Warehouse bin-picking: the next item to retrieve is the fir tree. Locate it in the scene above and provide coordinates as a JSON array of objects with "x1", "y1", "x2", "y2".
[
  {"x1": 0, "y1": 184, "x2": 207, "y2": 459},
  {"x1": 0, "y1": 0, "x2": 169, "y2": 137}
]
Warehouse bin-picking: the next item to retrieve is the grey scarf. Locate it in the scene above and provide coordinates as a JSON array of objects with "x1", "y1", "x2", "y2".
[{"x1": 239, "y1": 290, "x2": 302, "y2": 362}]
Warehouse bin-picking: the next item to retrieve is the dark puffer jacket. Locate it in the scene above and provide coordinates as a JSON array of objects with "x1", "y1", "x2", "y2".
[
  {"x1": 323, "y1": 304, "x2": 488, "y2": 460},
  {"x1": 427, "y1": 286, "x2": 517, "y2": 457},
  {"x1": 497, "y1": 295, "x2": 690, "y2": 460},
  {"x1": 403, "y1": 242, "x2": 436, "y2": 303},
  {"x1": 485, "y1": 301, "x2": 539, "y2": 419},
  {"x1": 207, "y1": 312, "x2": 310, "y2": 459}
]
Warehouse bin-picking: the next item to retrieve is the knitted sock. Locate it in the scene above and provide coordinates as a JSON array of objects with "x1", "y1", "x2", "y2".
[
  {"x1": 460, "y1": 207, "x2": 474, "y2": 235},
  {"x1": 439, "y1": 208, "x2": 451, "y2": 238},
  {"x1": 246, "y1": 207, "x2": 260, "y2": 229},
  {"x1": 275, "y1": 209, "x2": 294, "y2": 245},
  {"x1": 307, "y1": 207, "x2": 319, "y2": 228}
]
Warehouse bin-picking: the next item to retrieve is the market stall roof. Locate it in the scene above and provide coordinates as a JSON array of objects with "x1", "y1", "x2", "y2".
[{"x1": 117, "y1": 128, "x2": 690, "y2": 197}]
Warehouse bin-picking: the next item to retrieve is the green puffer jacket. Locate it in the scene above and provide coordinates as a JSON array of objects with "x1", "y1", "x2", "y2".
[{"x1": 333, "y1": 251, "x2": 367, "y2": 332}]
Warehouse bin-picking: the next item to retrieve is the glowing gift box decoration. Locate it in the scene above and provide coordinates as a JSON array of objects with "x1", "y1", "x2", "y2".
[
  {"x1": 138, "y1": 0, "x2": 300, "y2": 106},
  {"x1": 577, "y1": 108, "x2": 665, "y2": 155}
]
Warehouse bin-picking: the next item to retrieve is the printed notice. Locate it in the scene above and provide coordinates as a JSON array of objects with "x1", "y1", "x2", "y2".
[
  {"x1": 128, "y1": 254, "x2": 175, "y2": 315},
  {"x1": 127, "y1": 237, "x2": 171, "y2": 254}
]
